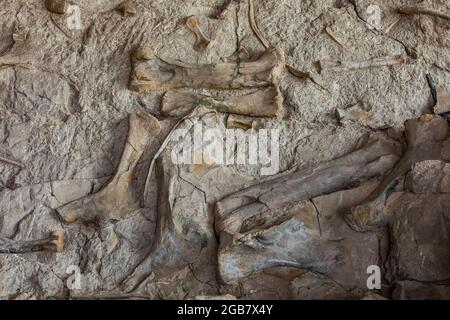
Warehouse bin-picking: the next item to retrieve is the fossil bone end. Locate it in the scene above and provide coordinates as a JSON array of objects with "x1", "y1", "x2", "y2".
[{"x1": 45, "y1": 0, "x2": 68, "y2": 14}]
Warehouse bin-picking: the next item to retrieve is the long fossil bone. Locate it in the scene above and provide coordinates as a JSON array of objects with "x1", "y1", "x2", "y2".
[
  {"x1": 129, "y1": 46, "x2": 285, "y2": 93},
  {"x1": 215, "y1": 132, "x2": 401, "y2": 238},
  {"x1": 398, "y1": 6, "x2": 450, "y2": 21},
  {"x1": 0, "y1": 231, "x2": 64, "y2": 253},
  {"x1": 56, "y1": 112, "x2": 161, "y2": 223},
  {"x1": 161, "y1": 86, "x2": 282, "y2": 118},
  {"x1": 345, "y1": 114, "x2": 450, "y2": 232},
  {"x1": 318, "y1": 54, "x2": 407, "y2": 72}
]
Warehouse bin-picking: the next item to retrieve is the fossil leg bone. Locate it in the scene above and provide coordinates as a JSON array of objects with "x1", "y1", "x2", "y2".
[
  {"x1": 121, "y1": 153, "x2": 205, "y2": 292},
  {"x1": 129, "y1": 46, "x2": 285, "y2": 93},
  {"x1": 318, "y1": 54, "x2": 407, "y2": 72},
  {"x1": 186, "y1": 16, "x2": 213, "y2": 50},
  {"x1": 56, "y1": 112, "x2": 161, "y2": 223},
  {"x1": 345, "y1": 115, "x2": 450, "y2": 232},
  {"x1": 215, "y1": 132, "x2": 401, "y2": 239},
  {"x1": 161, "y1": 86, "x2": 283, "y2": 118},
  {"x1": 0, "y1": 231, "x2": 64, "y2": 253}
]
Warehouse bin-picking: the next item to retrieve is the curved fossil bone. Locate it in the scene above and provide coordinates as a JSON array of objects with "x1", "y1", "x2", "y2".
[
  {"x1": 129, "y1": 46, "x2": 285, "y2": 93},
  {"x1": 0, "y1": 231, "x2": 64, "y2": 253},
  {"x1": 56, "y1": 112, "x2": 161, "y2": 223},
  {"x1": 45, "y1": 0, "x2": 68, "y2": 14}
]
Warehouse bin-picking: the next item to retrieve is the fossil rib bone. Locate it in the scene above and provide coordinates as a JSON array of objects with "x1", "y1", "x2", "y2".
[
  {"x1": 0, "y1": 231, "x2": 64, "y2": 253},
  {"x1": 129, "y1": 46, "x2": 285, "y2": 93},
  {"x1": 345, "y1": 115, "x2": 450, "y2": 232},
  {"x1": 56, "y1": 112, "x2": 161, "y2": 223},
  {"x1": 186, "y1": 16, "x2": 213, "y2": 50},
  {"x1": 318, "y1": 54, "x2": 407, "y2": 72},
  {"x1": 161, "y1": 86, "x2": 282, "y2": 118}
]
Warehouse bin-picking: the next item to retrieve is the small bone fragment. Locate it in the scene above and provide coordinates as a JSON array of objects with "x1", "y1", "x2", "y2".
[
  {"x1": 0, "y1": 230, "x2": 64, "y2": 253},
  {"x1": 116, "y1": 1, "x2": 137, "y2": 16},
  {"x1": 132, "y1": 46, "x2": 153, "y2": 61},
  {"x1": 161, "y1": 86, "x2": 282, "y2": 118},
  {"x1": 215, "y1": 132, "x2": 400, "y2": 237},
  {"x1": 129, "y1": 46, "x2": 285, "y2": 92},
  {"x1": 433, "y1": 87, "x2": 450, "y2": 115},
  {"x1": 336, "y1": 104, "x2": 372, "y2": 125},
  {"x1": 186, "y1": 16, "x2": 213, "y2": 51},
  {"x1": 221, "y1": 46, "x2": 250, "y2": 63},
  {"x1": 226, "y1": 114, "x2": 255, "y2": 130},
  {"x1": 57, "y1": 112, "x2": 161, "y2": 223},
  {"x1": 398, "y1": 6, "x2": 450, "y2": 21},
  {"x1": 324, "y1": 26, "x2": 347, "y2": 48},
  {"x1": 45, "y1": 0, "x2": 68, "y2": 14},
  {"x1": 318, "y1": 54, "x2": 407, "y2": 72},
  {"x1": 216, "y1": 0, "x2": 235, "y2": 20},
  {"x1": 0, "y1": 155, "x2": 24, "y2": 168},
  {"x1": 12, "y1": 32, "x2": 27, "y2": 43},
  {"x1": 346, "y1": 115, "x2": 450, "y2": 232}
]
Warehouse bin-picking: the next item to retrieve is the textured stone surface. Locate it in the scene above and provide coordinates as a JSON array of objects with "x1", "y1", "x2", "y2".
[{"x1": 0, "y1": 0, "x2": 449, "y2": 300}]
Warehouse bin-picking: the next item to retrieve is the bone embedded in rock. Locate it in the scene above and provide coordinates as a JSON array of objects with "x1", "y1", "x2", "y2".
[
  {"x1": 12, "y1": 32, "x2": 27, "y2": 43},
  {"x1": 215, "y1": 132, "x2": 400, "y2": 238},
  {"x1": 318, "y1": 54, "x2": 407, "y2": 72},
  {"x1": 336, "y1": 103, "x2": 372, "y2": 125},
  {"x1": 116, "y1": 1, "x2": 137, "y2": 16},
  {"x1": 226, "y1": 114, "x2": 256, "y2": 130},
  {"x1": 132, "y1": 46, "x2": 153, "y2": 61},
  {"x1": 45, "y1": 0, "x2": 68, "y2": 14},
  {"x1": 397, "y1": 6, "x2": 450, "y2": 21},
  {"x1": 433, "y1": 87, "x2": 450, "y2": 116},
  {"x1": 345, "y1": 115, "x2": 450, "y2": 232},
  {"x1": 129, "y1": 46, "x2": 286, "y2": 93},
  {"x1": 161, "y1": 86, "x2": 282, "y2": 118},
  {"x1": 56, "y1": 112, "x2": 161, "y2": 223},
  {"x1": 218, "y1": 214, "x2": 342, "y2": 284},
  {"x1": 186, "y1": 16, "x2": 214, "y2": 51},
  {"x1": 0, "y1": 230, "x2": 64, "y2": 253}
]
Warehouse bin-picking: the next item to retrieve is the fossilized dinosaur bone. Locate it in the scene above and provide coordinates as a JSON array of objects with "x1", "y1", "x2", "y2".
[
  {"x1": 122, "y1": 153, "x2": 206, "y2": 292},
  {"x1": 56, "y1": 112, "x2": 161, "y2": 223},
  {"x1": 0, "y1": 231, "x2": 64, "y2": 253},
  {"x1": 161, "y1": 86, "x2": 282, "y2": 118},
  {"x1": 186, "y1": 16, "x2": 213, "y2": 50},
  {"x1": 218, "y1": 207, "x2": 343, "y2": 283},
  {"x1": 215, "y1": 132, "x2": 401, "y2": 238},
  {"x1": 318, "y1": 54, "x2": 407, "y2": 72},
  {"x1": 45, "y1": 0, "x2": 68, "y2": 14},
  {"x1": 345, "y1": 115, "x2": 450, "y2": 232},
  {"x1": 129, "y1": 46, "x2": 285, "y2": 93},
  {"x1": 398, "y1": 6, "x2": 450, "y2": 21}
]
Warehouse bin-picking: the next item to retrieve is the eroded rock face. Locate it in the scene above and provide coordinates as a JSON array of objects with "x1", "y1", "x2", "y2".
[{"x1": 1, "y1": 0, "x2": 449, "y2": 300}]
